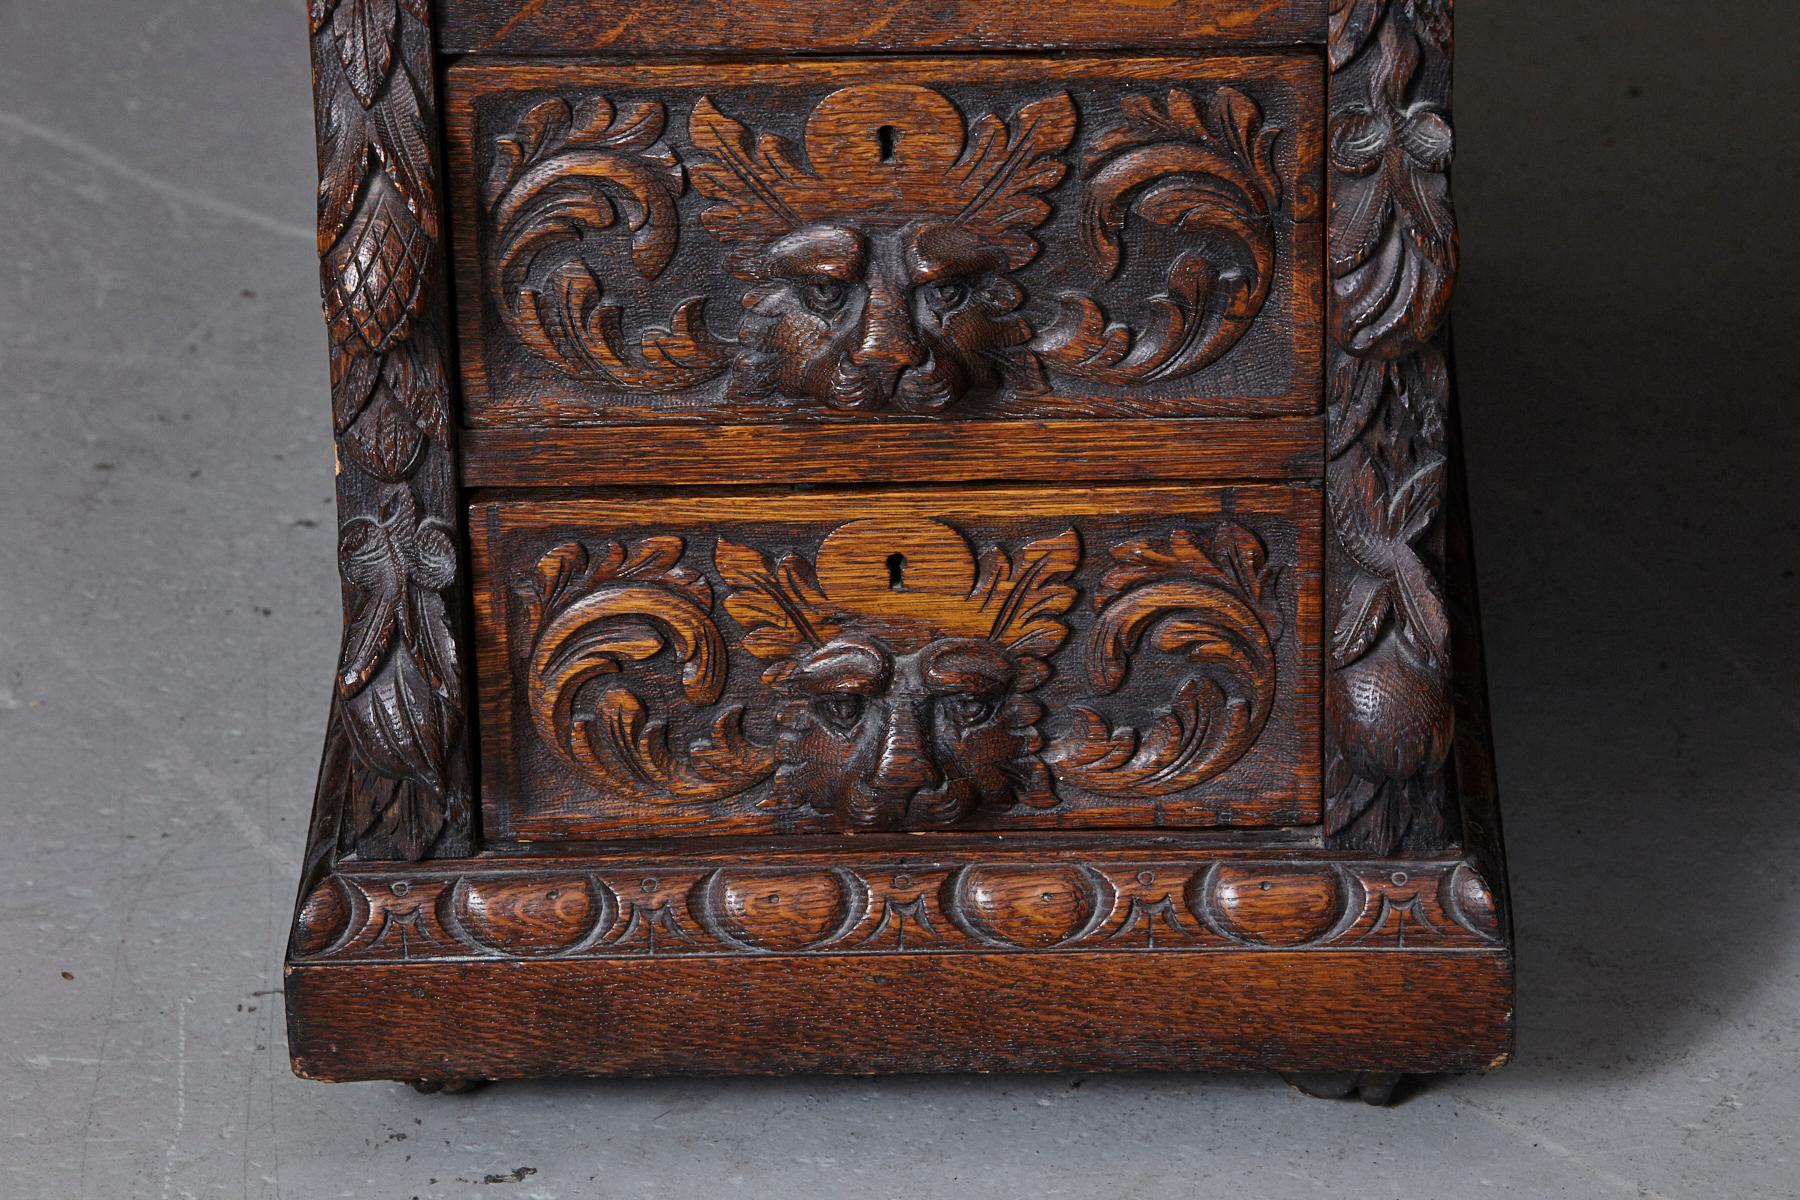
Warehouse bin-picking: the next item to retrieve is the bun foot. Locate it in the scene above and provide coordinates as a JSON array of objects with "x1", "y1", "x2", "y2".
[
  {"x1": 407, "y1": 1078, "x2": 488, "y2": 1095},
  {"x1": 1279, "y1": 1071, "x2": 1407, "y2": 1105}
]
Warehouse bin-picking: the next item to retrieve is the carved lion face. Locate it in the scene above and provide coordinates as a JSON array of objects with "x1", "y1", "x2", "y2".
[
  {"x1": 766, "y1": 634, "x2": 1051, "y2": 829},
  {"x1": 731, "y1": 221, "x2": 1032, "y2": 412}
]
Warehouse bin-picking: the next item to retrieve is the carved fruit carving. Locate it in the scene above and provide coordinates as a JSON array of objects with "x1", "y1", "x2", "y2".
[
  {"x1": 519, "y1": 517, "x2": 1287, "y2": 831},
  {"x1": 1324, "y1": 0, "x2": 1460, "y2": 852},
  {"x1": 487, "y1": 82, "x2": 1288, "y2": 411}
]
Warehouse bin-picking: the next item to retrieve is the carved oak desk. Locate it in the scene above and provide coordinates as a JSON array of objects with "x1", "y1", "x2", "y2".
[{"x1": 286, "y1": 0, "x2": 1512, "y2": 1098}]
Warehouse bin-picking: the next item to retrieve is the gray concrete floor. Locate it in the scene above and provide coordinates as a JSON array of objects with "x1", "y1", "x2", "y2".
[{"x1": 2, "y1": 1, "x2": 1796, "y2": 1197}]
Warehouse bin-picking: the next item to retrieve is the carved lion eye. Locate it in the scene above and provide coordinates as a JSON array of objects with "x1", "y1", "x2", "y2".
[
  {"x1": 800, "y1": 280, "x2": 848, "y2": 315},
  {"x1": 811, "y1": 694, "x2": 865, "y2": 733},
  {"x1": 939, "y1": 695, "x2": 995, "y2": 728},
  {"x1": 925, "y1": 280, "x2": 970, "y2": 311}
]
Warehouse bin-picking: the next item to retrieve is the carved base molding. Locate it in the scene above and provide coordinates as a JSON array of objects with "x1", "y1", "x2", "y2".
[
  {"x1": 288, "y1": 838, "x2": 1510, "y2": 1079},
  {"x1": 293, "y1": 849, "x2": 1501, "y2": 965}
]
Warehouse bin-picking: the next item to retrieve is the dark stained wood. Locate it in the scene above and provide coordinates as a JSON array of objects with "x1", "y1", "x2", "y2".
[
  {"x1": 1321, "y1": 0, "x2": 1461, "y2": 853},
  {"x1": 288, "y1": 950, "x2": 1511, "y2": 1080},
  {"x1": 291, "y1": 848, "x2": 1504, "y2": 963},
  {"x1": 460, "y1": 417, "x2": 1323, "y2": 487},
  {"x1": 433, "y1": 0, "x2": 1326, "y2": 56},
  {"x1": 444, "y1": 55, "x2": 1324, "y2": 427},
  {"x1": 309, "y1": 0, "x2": 472, "y2": 861},
  {"x1": 469, "y1": 484, "x2": 1322, "y2": 839},
  {"x1": 292, "y1": 0, "x2": 1513, "y2": 1090}
]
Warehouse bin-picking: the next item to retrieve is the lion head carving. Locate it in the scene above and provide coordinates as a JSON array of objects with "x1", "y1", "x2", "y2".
[
  {"x1": 688, "y1": 85, "x2": 1076, "y2": 413},
  {"x1": 716, "y1": 517, "x2": 1078, "y2": 829}
]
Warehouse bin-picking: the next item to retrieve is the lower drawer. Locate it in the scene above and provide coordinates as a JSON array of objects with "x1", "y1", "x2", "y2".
[{"x1": 471, "y1": 484, "x2": 1321, "y2": 839}]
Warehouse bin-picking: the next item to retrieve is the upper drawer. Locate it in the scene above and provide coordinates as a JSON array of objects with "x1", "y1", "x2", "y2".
[
  {"x1": 445, "y1": 54, "x2": 1322, "y2": 428},
  {"x1": 435, "y1": 1, "x2": 1325, "y2": 56}
]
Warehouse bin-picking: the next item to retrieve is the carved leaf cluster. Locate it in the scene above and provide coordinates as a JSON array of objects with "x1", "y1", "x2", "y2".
[
  {"x1": 487, "y1": 97, "x2": 730, "y2": 391},
  {"x1": 1035, "y1": 87, "x2": 1282, "y2": 386},
  {"x1": 1328, "y1": 1, "x2": 1457, "y2": 358},
  {"x1": 946, "y1": 93, "x2": 1079, "y2": 267},
  {"x1": 1047, "y1": 523, "x2": 1283, "y2": 799},
  {"x1": 335, "y1": 486, "x2": 463, "y2": 860},
  {"x1": 968, "y1": 530, "x2": 1082, "y2": 658},
  {"x1": 713, "y1": 540, "x2": 838, "y2": 661},
  {"x1": 525, "y1": 539, "x2": 773, "y2": 803}
]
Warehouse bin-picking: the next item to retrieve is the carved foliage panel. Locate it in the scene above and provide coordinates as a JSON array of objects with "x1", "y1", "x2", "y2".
[
  {"x1": 291, "y1": 855, "x2": 1504, "y2": 964},
  {"x1": 471, "y1": 487, "x2": 1321, "y2": 839},
  {"x1": 445, "y1": 55, "x2": 1324, "y2": 424}
]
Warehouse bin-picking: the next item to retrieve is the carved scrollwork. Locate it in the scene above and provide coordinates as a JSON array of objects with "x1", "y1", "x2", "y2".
[
  {"x1": 1034, "y1": 87, "x2": 1282, "y2": 386},
  {"x1": 311, "y1": 0, "x2": 468, "y2": 860},
  {"x1": 515, "y1": 515, "x2": 1291, "y2": 831},
  {"x1": 1324, "y1": 0, "x2": 1459, "y2": 852},
  {"x1": 1046, "y1": 523, "x2": 1282, "y2": 797},
  {"x1": 486, "y1": 96, "x2": 730, "y2": 391},
  {"x1": 523, "y1": 539, "x2": 773, "y2": 803},
  {"x1": 480, "y1": 78, "x2": 1295, "y2": 412}
]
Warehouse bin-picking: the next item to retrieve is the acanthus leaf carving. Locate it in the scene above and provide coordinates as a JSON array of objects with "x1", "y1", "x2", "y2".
[
  {"x1": 488, "y1": 96, "x2": 730, "y2": 391},
  {"x1": 484, "y1": 78, "x2": 1302, "y2": 412},
  {"x1": 518, "y1": 516, "x2": 1291, "y2": 831},
  {"x1": 1046, "y1": 523, "x2": 1282, "y2": 798},
  {"x1": 1035, "y1": 87, "x2": 1282, "y2": 386},
  {"x1": 523, "y1": 538, "x2": 774, "y2": 804}
]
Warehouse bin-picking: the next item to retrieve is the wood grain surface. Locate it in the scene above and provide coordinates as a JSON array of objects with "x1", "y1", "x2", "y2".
[
  {"x1": 433, "y1": 0, "x2": 1326, "y2": 56},
  {"x1": 471, "y1": 484, "x2": 1323, "y2": 839},
  {"x1": 459, "y1": 417, "x2": 1323, "y2": 487},
  {"x1": 288, "y1": 949, "x2": 1511, "y2": 1080},
  {"x1": 445, "y1": 55, "x2": 1323, "y2": 427}
]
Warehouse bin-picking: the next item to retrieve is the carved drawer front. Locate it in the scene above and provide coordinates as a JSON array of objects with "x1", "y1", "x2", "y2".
[
  {"x1": 446, "y1": 54, "x2": 1323, "y2": 429},
  {"x1": 471, "y1": 485, "x2": 1322, "y2": 841}
]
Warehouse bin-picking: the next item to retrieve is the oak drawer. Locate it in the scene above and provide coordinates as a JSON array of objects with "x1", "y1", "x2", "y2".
[
  {"x1": 471, "y1": 484, "x2": 1322, "y2": 840},
  {"x1": 446, "y1": 54, "x2": 1323, "y2": 437}
]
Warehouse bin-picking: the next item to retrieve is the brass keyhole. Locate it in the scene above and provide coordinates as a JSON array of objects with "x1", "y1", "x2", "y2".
[
  {"x1": 876, "y1": 125, "x2": 898, "y2": 162},
  {"x1": 886, "y1": 552, "x2": 906, "y2": 590}
]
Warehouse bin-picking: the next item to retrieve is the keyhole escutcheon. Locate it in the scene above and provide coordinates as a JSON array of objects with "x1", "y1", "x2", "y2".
[{"x1": 886, "y1": 552, "x2": 906, "y2": 590}]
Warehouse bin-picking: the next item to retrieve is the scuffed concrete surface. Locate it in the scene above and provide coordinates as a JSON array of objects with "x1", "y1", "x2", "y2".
[{"x1": 1, "y1": 2, "x2": 1795, "y2": 1196}]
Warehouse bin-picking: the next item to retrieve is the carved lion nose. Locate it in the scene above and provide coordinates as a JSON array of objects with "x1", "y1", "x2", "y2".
[
  {"x1": 869, "y1": 700, "x2": 941, "y2": 797},
  {"x1": 851, "y1": 283, "x2": 924, "y2": 387}
]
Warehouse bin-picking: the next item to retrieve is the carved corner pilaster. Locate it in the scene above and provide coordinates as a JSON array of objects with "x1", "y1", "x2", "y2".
[
  {"x1": 1323, "y1": 0, "x2": 1461, "y2": 853},
  {"x1": 309, "y1": 0, "x2": 471, "y2": 861}
]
